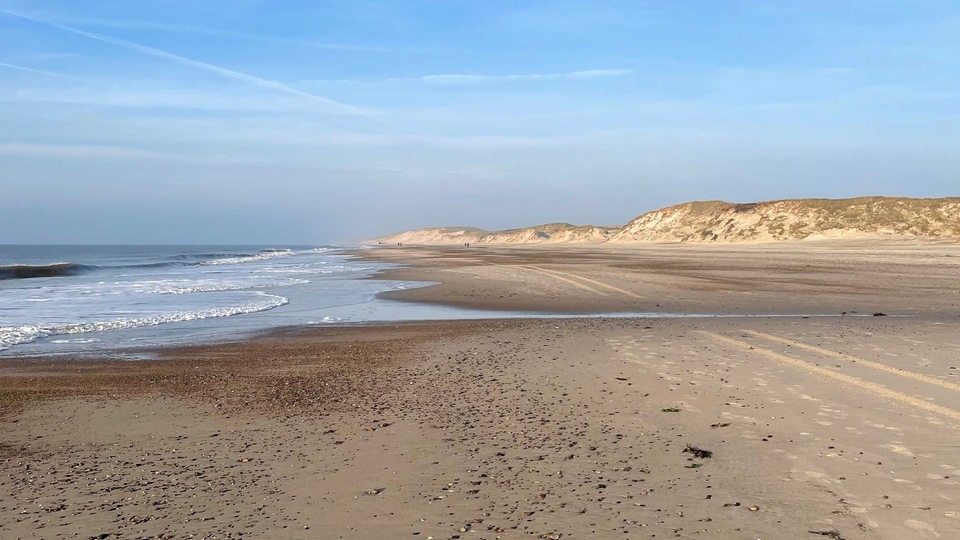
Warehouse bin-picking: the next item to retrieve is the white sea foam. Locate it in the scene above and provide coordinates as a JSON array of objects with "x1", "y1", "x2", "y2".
[
  {"x1": 306, "y1": 316, "x2": 343, "y2": 324},
  {"x1": 0, "y1": 325, "x2": 44, "y2": 349},
  {"x1": 201, "y1": 250, "x2": 293, "y2": 266},
  {"x1": 148, "y1": 277, "x2": 308, "y2": 295},
  {"x1": 16, "y1": 276, "x2": 309, "y2": 300},
  {"x1": 49, "y1": 338, "x2": 100, "y2": 344},
  {"x1": 0, "y1": 292, "x2": 288, "y2": 350}
]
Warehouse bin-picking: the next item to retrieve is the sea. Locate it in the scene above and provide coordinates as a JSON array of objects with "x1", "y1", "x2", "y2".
[{"x1": 0, "y1": 245, "x2": 535, "y2": 358}]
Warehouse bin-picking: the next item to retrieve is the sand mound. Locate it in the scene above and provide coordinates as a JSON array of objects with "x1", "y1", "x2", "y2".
[
  {"x1": 368, "y1": 223, "x2": 619, "y2": 245},
  {"x1": 371, "y1": 227, "x2": 488, "y2": 245},
  {"x1": 610, "y1": 197, "x2": 960, "y2": 243},
  {"x1": 367, "y1": 197, "x2": 960, "y2": 245}
]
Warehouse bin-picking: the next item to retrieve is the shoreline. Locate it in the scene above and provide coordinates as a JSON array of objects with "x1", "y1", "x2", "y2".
[
  {"x1": 7, "y1": 237, "x2": 957, "y2": 358},
  {"x1": 3, "y1": 242, "x2": 960, "y2": 538}
]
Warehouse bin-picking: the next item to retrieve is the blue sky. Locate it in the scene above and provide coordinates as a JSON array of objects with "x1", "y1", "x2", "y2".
[{"x1": 1, "y1": 1, "x2": 957, "y2": 243}]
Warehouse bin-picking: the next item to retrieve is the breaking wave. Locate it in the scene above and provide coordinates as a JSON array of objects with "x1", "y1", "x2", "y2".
[
  {"x1": 0, "y1": 249, "x2": 302, "y2": 280},
  {"x1": 199, "y1": 249, "x2": 294, "y2": 266},
  {"x1": 0, "y1": 263, "x2": 98, "y2": 280},
  {"x1": 0, "y1": 292, "x2": 288, "y2": 350}
]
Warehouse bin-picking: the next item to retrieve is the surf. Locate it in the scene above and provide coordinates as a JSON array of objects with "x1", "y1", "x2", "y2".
[{"x1": 0, "y1": 262, "x2": 98, "y2": 280}]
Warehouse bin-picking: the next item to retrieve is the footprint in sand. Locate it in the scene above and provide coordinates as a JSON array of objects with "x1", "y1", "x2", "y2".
[
  {"x1": 803, "y1": 470, "x2": 840, "y2": 485},
  {"x1": 904, "y1": 519, "x2": 941, "y2": 537},
  {"x1": 893, "y1": 478, "x2": 923, "y2": 491},
  {"x1": 866, "y1": 421, "x2": 903, "y2": 432},
  {"x1": 883, "y1": 443, "x2": 915, "y2": 457}
]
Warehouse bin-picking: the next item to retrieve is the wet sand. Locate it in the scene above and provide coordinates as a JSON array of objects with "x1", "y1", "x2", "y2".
[
  {"x1": 3, "y1": 241, "x2": 960, "y2": 539},
  {"x1": 362, "y1": 241, "x2": 960, "y2": 316}
]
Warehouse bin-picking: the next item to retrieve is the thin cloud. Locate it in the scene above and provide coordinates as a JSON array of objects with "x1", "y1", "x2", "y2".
[
  {"x1": 0, "y1": 9, "x2": 372, "y2": 115},
  {"x1": 9, "y1": 51, "x2": 79, "y2": 62},
  {"x1": 422, "y1": 68, "x2": 633, "y2": 84},
  {"x1": 302, "y1": 68, "x2": 633, "y2": 85},
  {"x1": 0, "y1": 142, "x2": 176, "y2": 159},
  {"x1": 63, "y1": 17, "x2": 391, "y2": 52},
  {"x1": 0, "y1": 61, "x2": 77, "y2": 80},
  {"x1": 0, "y1": 142, "x2": 278, "y2": 166}
]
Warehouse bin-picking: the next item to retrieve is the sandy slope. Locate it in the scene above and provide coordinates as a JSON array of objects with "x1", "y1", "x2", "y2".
[
  {"x1": 373, "y1": 227, "x2": 489, "y2": 245},
  {"x1": 610, "y1": 197, "x2": 960, "y2": 243},
  {"x1": 370, "y1": 223, "x2": 620, "y2": 246},
  {"x1": 367, "y1": 197, "x2": 960, "y2": 246}
]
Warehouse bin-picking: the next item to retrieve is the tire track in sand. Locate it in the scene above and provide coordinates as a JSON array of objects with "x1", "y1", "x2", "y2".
[
  {"x1": 518, "y1": 265, "x2": 609, "y2": 296},
  {"x1": 524, "y1": 265, "x2": 646, "y2": 299},
  {"x1": 699, "y1": 331, "x2": 960, "y2": 425},
  {"x1": 743, "y1": 329, "x2": 960, "y2": 394}
]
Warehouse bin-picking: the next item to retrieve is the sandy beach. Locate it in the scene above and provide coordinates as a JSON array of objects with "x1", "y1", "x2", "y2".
[
  {"x1": 3, "y1": 241, "x2": 960, "y2": 539},
  {"x1": 365, "y1": 241, "x2": 960, "y2": 316}
]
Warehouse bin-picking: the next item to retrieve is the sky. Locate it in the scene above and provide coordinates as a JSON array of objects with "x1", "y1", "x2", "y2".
[{"x1": 0, "y1": 0, "x2": 958, "y2": 243}]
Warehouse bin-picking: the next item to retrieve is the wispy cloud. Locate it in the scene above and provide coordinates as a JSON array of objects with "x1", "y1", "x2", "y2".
[
  {"x1": 0, "y1": 61, "x2": 77, "y2": 80},
  {"x1": 1, "y1": 87, "x2": 312, "y2": 113},
  {"x1": 8, "y1": 51, "x2": 79, "y2": 62},
  {"x1": 421, "y1": 68, "x2": 633, "y2": 85},
  {"x1": 61, "y1": 17, "x2": 391, "y2": 52},
  {"x1": 0, "y1": 142, "x2": 177, "y2": 159},
  {"x1": 303, "y1": 68, "x2": 634, "y2": 86},
  {"x1": 0, "y1": 9, "x2": 372, "y2": 115}
]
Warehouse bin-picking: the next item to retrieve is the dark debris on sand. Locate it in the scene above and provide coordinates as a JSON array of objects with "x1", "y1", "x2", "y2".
[
  {"x1": 809, "y1": 530, "x2": 847, "y2": 540},
  {"x1": 683, "y1": 444, "x2": 714, "y2": 459}
]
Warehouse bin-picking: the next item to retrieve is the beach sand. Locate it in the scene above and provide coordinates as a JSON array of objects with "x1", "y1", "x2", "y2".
[
  {"x1": 365, "y1": 241, "x2": 960, "y2": 316},
  {"x1": 3, "y1": 241, "x2": 960, "y2": 539}
]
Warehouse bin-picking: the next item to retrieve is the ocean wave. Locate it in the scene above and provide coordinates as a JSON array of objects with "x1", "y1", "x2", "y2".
[
  {"x1": 170, "y1": 251, "x2": 256, "y2": 261},
  {"x1": 151, "y1": 277, "x2": 309, "y2": 295},
  {"x1": 119, "y1": 261, "x2": 193, "y2": 269},
  {"x1": 199, "y1": 249, "x2": 293, "y2": 266},
  {"x1": 0, "y1": 262, "x2": 99, "y2": 280},
  {"x1": 0, "y1": 292, "x2": 288, "y2": 350},
  {"x1": 0, "y1": 325, "x2": 43, "y2": 349},
  {"x1": 6, "y1": 276, "x2": 311, "y2": 301},
  {"x1": 0, "y1": 249, "x2": 305, "y2": 281}
]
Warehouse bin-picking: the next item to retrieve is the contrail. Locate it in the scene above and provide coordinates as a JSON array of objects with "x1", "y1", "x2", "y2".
[
  {"x1": 0, "y1": 61, "x2": 77, "y2": 79},
  {"x1": 0, "y1": 8, "x2": 371, "y2": 115},
  {"x1": 62, "y1": 17, "x2": 392, "y2": 52}
]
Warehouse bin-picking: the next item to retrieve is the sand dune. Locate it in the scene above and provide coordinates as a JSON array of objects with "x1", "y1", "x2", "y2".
[
  {"x1": 611, "y1": 196, "x2": 960, "y2": 243},
  {"x1": 371, "y1": 222, "x2": 619, "y2": 245},
  {"x1": 368, "y1": 196, "x2": 960, "y2": 245},
  {"x1": 371, "y1": 226, "x2": 489, "y2": 245}
]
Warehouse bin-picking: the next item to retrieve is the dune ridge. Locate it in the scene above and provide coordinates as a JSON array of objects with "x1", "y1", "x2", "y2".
[
  {"x1": 371, "y1": 223, "x2": 619, "y2": 245},
  {"x1": 369, "y1": 196, "x2": 960, "y2": 245}
]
